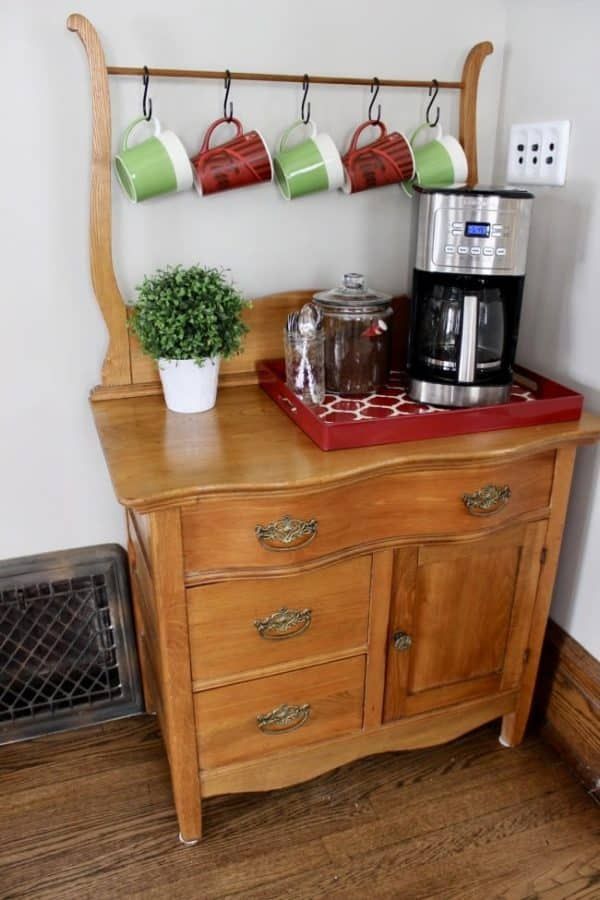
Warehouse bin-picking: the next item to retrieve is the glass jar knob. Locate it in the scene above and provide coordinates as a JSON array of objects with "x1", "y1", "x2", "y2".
[{"x1": 343, "y1": 273, "x2": 365, "y2": 291}]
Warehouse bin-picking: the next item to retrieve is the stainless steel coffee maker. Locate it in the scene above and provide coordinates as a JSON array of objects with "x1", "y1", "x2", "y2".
[{"x1": 407, "y1": 187, "x2": 534, "y2": 407}]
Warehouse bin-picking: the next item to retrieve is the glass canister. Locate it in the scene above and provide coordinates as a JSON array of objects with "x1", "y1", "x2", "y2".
[{"x1": 313, "y1": 273, "x2": 393, "y2": 394}]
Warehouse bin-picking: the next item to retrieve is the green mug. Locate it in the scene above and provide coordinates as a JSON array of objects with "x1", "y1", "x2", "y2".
[
  {"x1": 114, "y1": 117, "x2": 193, "y2": 203},
  {"x1": 401, "y1": 123, "x2": 468, "y2": 197},
  {"x1": 274, "y1": 120, "x2": 344, "y2": 200}
]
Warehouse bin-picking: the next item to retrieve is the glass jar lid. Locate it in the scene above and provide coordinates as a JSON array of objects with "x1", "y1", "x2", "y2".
[{"x1": 313, "y1": 273, "x2": 391, "y2": 310}]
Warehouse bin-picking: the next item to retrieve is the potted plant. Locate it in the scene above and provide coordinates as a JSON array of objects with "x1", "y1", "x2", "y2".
[{"x1": 131, "y1": 264, "x2": 250, "y2": 413}]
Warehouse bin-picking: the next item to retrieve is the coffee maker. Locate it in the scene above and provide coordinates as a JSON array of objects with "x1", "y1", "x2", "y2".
[{"x1": 407, "y1": 186, "x2": 534, "y2": 407}]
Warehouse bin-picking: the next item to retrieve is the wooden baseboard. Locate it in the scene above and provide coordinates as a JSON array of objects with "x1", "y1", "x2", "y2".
[{"x1": 535, "y1": 618, "x2": 600, "y2": 790}]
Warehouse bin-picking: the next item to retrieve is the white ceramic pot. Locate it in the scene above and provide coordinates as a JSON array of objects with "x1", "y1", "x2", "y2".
[{"x1": 158, "y1": 357, "x2": 221, "y2": 413}]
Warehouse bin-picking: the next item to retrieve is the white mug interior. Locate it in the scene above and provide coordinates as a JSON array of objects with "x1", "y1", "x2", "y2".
[
  {"x1": 439, "y1": 135, "x2": 469, "y2": 185},
  {"x1": 313, "y1": 132, "x2": 344, "y2": 191},
  {"x1": 158, "y1": 130, "x2": 194, "y2": 192},
  {"x1": 342, "y1": 168, "x2": 353, "y2": 194}
]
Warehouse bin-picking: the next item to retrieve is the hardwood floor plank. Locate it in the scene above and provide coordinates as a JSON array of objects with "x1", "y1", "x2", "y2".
[
  {"x1": 366, "y1": 735, "x2": 566, "y2": 817},
  {"x1": 479, "y1": 843, "x2": 600, "y2": 899},
  {"x1": 323, "y1": 782, "x2": 594, "y2": 871},
  {"x1": 424, "y1": 812, "x2": 600, "y2": 900},
  {"x1": 0, "y1": 717, "x2": 598, "y2": 900},
  {"x1": 235, "y1": 809, "x2": 600, "y2": 900},
  {"x1": 322, "y1": 765, "x2": 578, "y2": 864},
  {"x1": 0, "y1": 716, "x2": 161, "y2": 785}
]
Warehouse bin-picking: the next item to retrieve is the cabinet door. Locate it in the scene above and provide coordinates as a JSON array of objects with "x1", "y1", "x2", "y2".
[{"x1": 383, "y1": 521, "x2": 546, "y2": 722}]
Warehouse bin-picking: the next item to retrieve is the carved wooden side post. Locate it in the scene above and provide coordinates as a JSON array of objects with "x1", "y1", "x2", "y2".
[
  {"x1": 459, "y1": 41, "x2": 494, "y2": 187},
  {"x1": 67, "y1": 13, "x2": 132, "y2": 388}
]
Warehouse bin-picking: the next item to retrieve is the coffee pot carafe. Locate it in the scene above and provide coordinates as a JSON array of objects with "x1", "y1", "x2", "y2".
[{"x1": 415, "y1": 283, "x2": 506, "y2": 384}]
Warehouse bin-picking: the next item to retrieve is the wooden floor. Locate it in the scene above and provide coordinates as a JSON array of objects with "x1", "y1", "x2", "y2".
[{"x1": 1, "y1": 716, "x2": 599, "y2": 899}]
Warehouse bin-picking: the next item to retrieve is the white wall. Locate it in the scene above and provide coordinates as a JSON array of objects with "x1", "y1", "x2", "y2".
[
  {"x1": 496, "y1": 0, "x2": 600, "y2": 657},
  {"x1": 0, "y1": 0, "x2": 506, "y2": 562}
]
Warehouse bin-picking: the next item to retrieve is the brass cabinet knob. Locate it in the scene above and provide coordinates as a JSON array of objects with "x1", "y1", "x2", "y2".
[
  {"x1": 462, "y1": 484, "x2": 511, "y2": 516},
  {"x1": 254, "y1": 607, "x2": 312, "y2": 640},
  {"x1": 255, "y1": 515, "x2": 318, "y2": 551},
  {"x1": 256, "y1": 703, "x2": 311, "y2": 735},
  {"x1": 392, "y1": 631, "x2": 412, "y2": 651}
]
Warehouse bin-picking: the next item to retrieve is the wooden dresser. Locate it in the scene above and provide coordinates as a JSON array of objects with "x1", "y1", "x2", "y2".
[
  {"x1": 66, "y1": 16, "x2": 599, "y2": 844},
  {"x1": 92, "y1": 375, "x2": 600, "y2": 844}
]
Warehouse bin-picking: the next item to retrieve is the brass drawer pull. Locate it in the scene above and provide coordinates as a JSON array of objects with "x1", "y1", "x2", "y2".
[
  {"x1": 256, "y1": 703, "x2": 311, "y2": 735},
  {"x1": 254, "y1": 607, "x2": 312, "y2": 640},
  {"x1": 392, "y1": 631, "x2": 412, "y2": 651},
  {"x1": 255, "y1": 515, "x2": 318, "y2": 551},
  {"x1": 462, "y1": 484, "x2": 511, "y2": 516}
]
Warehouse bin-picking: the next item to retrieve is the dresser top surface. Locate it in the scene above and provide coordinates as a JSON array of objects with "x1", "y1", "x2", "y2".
[{"x1": 91, "y1": 385, "x2": 600, "y2": 511}]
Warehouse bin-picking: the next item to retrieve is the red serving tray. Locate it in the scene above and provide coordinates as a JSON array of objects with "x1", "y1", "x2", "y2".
[{"x1": 258, "y1": 359, "x2": 583, "y2": 451}]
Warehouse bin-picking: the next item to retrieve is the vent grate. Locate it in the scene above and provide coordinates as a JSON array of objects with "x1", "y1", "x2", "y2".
[{"x1": 0, "y1": 546, "x2": 142, "y2": 743}]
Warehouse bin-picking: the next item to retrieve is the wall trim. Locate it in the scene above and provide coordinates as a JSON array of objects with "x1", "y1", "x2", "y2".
[{"x1": 536, "y1": 618, "x2": 600, "y2": 791}]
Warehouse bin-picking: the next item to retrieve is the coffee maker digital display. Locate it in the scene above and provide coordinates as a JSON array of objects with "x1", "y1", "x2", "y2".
[
  {"x1": 407, "y1": 187, "x2": 534, "y2": 408},
  {"x1": 465, "y1": 221, "x2": 490, "y2": 237}
]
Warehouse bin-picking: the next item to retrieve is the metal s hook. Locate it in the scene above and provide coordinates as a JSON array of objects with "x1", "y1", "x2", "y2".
[
  {"x1": 426, "y1": 78, "x2": 440, "y2": 127},
  {"x1": 223, "y1": 69, "x2": 233, "y2": 122},
  {"x1": 142, "y1": 65, "x2": 152, "y2": 121},
  {"x1": 369, "y1": 77, "x2": 381, "y2": 125},
  {"x1": 301, "y1": 74, "x2": 311, "y2": 125}
]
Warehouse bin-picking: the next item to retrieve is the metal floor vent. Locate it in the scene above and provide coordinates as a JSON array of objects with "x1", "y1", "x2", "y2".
[{"x1": 0, "y1": 544, "x2": 143, "y2": 744}]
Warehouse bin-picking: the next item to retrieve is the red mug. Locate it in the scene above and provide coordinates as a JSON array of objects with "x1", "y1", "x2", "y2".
[
  {"x1": 191, "y1": 117, "x2": 273, "y2": 195},
  {"x1": 342, "y1": 121, "x2": 415, "y2": 194}
]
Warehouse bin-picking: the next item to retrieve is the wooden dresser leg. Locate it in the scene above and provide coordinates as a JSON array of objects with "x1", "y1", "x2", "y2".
[
  {"x1": 149, "y1": 508, "x2": 203, "y2": 843},
  {"x1": 499, "y1": 712, "x2": 522, "y2": 747},
  {"x1": 173, "y1": 795, "x2": 202, "y2": 845},
  {"x1": 179, "y1": 831, "x2": 201, "y2": 847},
  {"x1": 500, "y1": 447, "x2": 577, "y2": 748}
]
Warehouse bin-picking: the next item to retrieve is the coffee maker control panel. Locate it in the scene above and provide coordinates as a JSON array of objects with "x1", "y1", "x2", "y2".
[
  {"x1": 413, "y1": 188, "x2": 533, "y2": 277},
  {"x1": 436, "y1": 210, "x2": 515, "y2": 270}
]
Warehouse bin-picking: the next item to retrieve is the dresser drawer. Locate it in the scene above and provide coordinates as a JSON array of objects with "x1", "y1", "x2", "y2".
[
  {"x1": 187, "y1": 556, "x2": 371, "y2": 687},
  {"x1": 195, "y1": 656, "x2": 365, "y2": 769},
  {"x1": 181, "y1": 452, "x2": 555, "y2": 576}
]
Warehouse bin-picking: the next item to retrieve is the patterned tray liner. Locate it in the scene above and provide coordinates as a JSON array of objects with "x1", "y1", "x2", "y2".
[{"x1": 316, "y1": 379, "x2": 534, "y2": 425}]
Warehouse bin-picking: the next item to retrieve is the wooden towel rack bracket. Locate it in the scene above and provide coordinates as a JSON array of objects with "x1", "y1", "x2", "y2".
[{"x1": 66, "y1": 12, "x2": 493, "y2": 401}]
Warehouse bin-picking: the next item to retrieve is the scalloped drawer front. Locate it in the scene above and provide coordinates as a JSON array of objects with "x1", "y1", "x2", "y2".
[
  {"x1": 187, "y1": 556, "x2": 371, "y2": 687},
  {"x1": 195, "y1": 656, "x2": 365, "y2": 769},
  {"x1": 181, "y1": 452, "x2": 554, "y2": 577}
]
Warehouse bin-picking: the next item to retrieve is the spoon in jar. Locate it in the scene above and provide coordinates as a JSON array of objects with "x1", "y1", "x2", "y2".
[
  {"x1": 297, "y1": 303, "x2": 318, "y2": 338},
  {"x1": 297, "y1": 304, "x2": 324, "y2": 404}
]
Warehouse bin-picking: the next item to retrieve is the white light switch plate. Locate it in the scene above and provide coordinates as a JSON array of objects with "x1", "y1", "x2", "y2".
[{"x1": 506, "y1": 120, "x2": 570, "y2": 186}]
